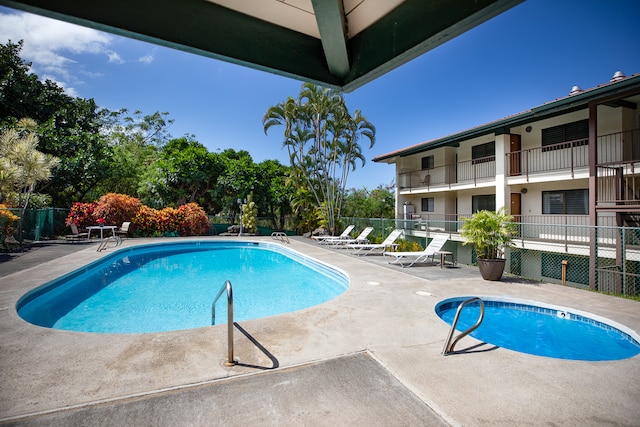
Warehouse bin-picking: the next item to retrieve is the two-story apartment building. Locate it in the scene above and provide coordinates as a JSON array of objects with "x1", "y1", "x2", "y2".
[{"x1": 373, "y1": 71, "x2": 640, "y2": 296}]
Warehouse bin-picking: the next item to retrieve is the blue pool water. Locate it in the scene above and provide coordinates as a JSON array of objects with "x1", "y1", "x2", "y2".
[
  {"x1": 17, "y1": 241, "x2": 348, "y2": 334},
  {"x1": 436, "y1": 297, "x2": 640, "y2": 361}
]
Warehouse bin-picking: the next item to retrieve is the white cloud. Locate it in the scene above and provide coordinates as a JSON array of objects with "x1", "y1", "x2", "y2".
[
  {"x1": 0, "y1": 9, "x2": 119, "y2": 94},
  {"x1": 138, "y1": 54, "x2": 154, "y2": 64},
  {"x1": 107, "y1": 50, "x2": 124, "y2": 64}
]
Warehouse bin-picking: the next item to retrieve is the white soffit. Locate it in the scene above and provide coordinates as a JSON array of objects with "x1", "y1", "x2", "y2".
[
  {"x1": 211, "y1": 0, "x2": 319, "y2": 38},
  {"x1": 211, "y1": 0, "x2": 405, "y2": 39}
]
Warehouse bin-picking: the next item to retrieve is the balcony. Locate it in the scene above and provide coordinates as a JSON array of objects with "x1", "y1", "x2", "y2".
[
  {"x1": 398, "y1": 155, "x2": 495, "y2": 191},
  {"x1": 506, "y1": 138, "x2": 589, "y2": 179}
]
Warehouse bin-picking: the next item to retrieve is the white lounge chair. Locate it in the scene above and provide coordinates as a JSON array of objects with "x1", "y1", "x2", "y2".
[
  {"x1": 312, "y1": 225, "x2": 355, "y2": 242},
  {"x1": 328, "y1": 226, "x2": 374, "y2": 247},
  {"x1": 348, "y1": 229, "x2": 404, "y2": 255},
  {"x1": 384, "y1": 233, "x2": 449, "y2": 267}
]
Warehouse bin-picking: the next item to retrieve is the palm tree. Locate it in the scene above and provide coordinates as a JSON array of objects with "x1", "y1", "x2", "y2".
[{"x1": 263, "y1": 84, "x2": 376, "y2": 234}]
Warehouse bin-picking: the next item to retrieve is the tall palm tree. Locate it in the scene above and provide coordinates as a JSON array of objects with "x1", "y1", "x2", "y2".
[{"x1": 263, "y1": 84, "x2": 376, "y2": 234}]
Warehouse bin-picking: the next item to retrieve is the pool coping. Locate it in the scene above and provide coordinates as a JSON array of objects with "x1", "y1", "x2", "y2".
[{"x1": 1, "y1": 236, "x2": 639, "y2": 426}]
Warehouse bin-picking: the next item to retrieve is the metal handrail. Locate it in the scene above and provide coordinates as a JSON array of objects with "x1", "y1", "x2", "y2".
[
  {"x1": 96, "y1": 235, "x2": 122, "y2": 252},
  {"x1": 442, "y1": 297, "x2": 485, "y2": 355},
  {"x1": 212, "y1": 280, "x2": 236, "y2": 366},
  {"x1": 271, "y1": 231, "x2": 290, "y2": 243}
]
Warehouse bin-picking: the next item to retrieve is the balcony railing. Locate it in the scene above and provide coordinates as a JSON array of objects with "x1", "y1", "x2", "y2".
[
  {"x1": 597, "y1": 161, "x2": 640, "y2": 206},
  {"x1": 597, "y1": 128, "x2": 640, "y2": 164},
  {"x1": 398, "y1": 157, "x2": 494, "y2": 191},
  {"x1": 457, "y1": 156, "x2": 495, "y2": 185},
  {"x1": 506, "y1": 138, "x2": 589, "y2": 179}
]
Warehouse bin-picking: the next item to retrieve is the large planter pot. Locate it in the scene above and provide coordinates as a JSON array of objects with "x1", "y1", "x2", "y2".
[{"x1": 477, "y1": 258, "x2": 506, "y2": 281}]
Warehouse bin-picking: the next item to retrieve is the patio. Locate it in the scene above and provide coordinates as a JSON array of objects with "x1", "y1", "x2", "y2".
[{"x1": 1, "y1": 237, "x2": 639, "y2": 426}]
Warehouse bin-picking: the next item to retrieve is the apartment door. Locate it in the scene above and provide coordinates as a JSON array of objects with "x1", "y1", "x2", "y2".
[
  {"x1": 510, "y1": 134, "x2": 521, "y2": 176},
  {"x1": 511, "y1": 192, "x2": 521, "y2": 236},
  {"x1": 511, "y1": 192, "x2": 522, "y2": 217}
]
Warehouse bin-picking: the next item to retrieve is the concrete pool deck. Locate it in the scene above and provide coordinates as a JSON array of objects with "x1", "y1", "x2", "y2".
[{"x1": 1, "y1": 237, "x2": 639, "y2": 426}]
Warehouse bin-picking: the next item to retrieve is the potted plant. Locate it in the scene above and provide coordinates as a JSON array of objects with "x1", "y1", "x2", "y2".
[{"x1": 460, "y1": 208, "x2": 517, "y2": 281}]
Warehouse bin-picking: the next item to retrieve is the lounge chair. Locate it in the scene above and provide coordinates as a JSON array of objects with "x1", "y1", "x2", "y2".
[
  {"x1": 328, "y1": 226, "x2": 374, "y2": 247},
  {"x1": 312, "y1": 225, "x2": 355, "y2": 242},
  {"x1": 65, "y1": 224, "x2": 88, "y2": 242},
  {"x1": 384, "y1": 233, "x2": 449, "y2": 267},
  {"x1": 347, "y1": 229, "x2": 404, "y2": 255},
  {"x1": 115, "y1": 222, "x2": 131, "y2": 241}
]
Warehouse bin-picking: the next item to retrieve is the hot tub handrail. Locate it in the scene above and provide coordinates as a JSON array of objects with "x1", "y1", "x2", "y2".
[
  {"x1": 442, "y1": 297, "x2": 485, "y2": 355},
  {"x1": 212, "y1": 280, "x2": 237, "y2": 366}
]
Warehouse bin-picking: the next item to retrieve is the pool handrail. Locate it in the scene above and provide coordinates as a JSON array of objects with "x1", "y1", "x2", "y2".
[
  {"x1": 212, "y1": 280, "x2": 237, "y2": 366},
  {"x1": 442, "y1": 297, "x2": 485, "y2": 355}
]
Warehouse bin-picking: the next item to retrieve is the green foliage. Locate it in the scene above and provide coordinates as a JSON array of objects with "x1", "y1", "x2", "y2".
[
  {"x1": 140, "y1": 137, "x2": 221, "y2": 210},
  {"x1": 396, "y1": 239, "x2": 424, "y2": 252},
  {"x1": 213, "y1": 149, "x2": 256, "y2": 218},
  {"x1": 341, "y1": 184, "x2": 395, "y2": 218},
  {"x1": 0, "y1": 41, "x2": 112, "y2": 206},
  {"x1": 253, "y1": 159, "x2": 292, "y2": 230},
  {"x1": 461, "y1": 208, "x2": 517, "y2": 259},
  {"x1": 4, "y1": 192, "x2": 51, "y2": 209}
]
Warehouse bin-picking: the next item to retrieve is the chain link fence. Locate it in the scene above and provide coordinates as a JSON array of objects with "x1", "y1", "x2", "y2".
[
  {"x1": 343, "y1": 216, "x2": 640, "y2": 298},
  {"x1": 1, "y1": 208, "x2": 71, "y2": 246}
]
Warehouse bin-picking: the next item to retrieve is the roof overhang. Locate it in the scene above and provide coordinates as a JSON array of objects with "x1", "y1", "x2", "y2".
[
  {"x1": 0, "y1": 0, "x2": 523, "y2": 92},
  {"x1": 373, "y1": 73, "x2": 640, "y2": 163}
]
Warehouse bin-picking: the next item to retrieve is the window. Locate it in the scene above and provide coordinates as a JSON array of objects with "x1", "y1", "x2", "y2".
[
  {"x1": 421, "y1": 155, "x2": 434, "y2": 170},
  {"x1": 421, "y1": 197, "x2": 434, "y2": 212},
  {"x1": 472, "y1": 194, "x2": 495, "y2": 213},
  {"x1": 471, "y1": 141, "x2": 495, "y2": 164},
  {"x1": 542, "y1": 189, "x2": 588, "y2": 214},
  {"x1": 542, "y1": 119, "x2": 588, "y2": 151}
]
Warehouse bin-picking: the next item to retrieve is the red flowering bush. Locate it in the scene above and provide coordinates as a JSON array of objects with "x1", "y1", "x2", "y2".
[
  {"x1": 93, "y1": 193, "x2": 142, "y2": 227},
  {"x1": 68, "y1": 193, "x2": 209, "y2": 237},
  {"x1": 66, "y1": 202, "x2": 97, "y2": 229},
  {"x1": 177, "y1": 203, "x2": 209, "y2": 236},
  {"x1": 132, "y1": 205, "x2": 160, "y2": 236}
]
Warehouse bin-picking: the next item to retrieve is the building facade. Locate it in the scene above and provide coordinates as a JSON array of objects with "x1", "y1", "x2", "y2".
[{"x1": 374, "y1": 71, "x2": 640, "y2": 295}]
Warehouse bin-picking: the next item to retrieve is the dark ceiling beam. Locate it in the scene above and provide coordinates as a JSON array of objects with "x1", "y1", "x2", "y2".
[
  {"x1": 311, "y1": 0, "x2": 349, "y2": 78},
  {"x1": 604, "y1": 100, "x2": 637, "y2": 109}
]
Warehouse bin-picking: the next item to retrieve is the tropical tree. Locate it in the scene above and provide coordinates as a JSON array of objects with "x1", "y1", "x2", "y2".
[
  {"x1": 0, "y1": 118, "x2": 60, "y2": 240},
  {"x1": 341, "y1": 184, "x2": 395, "y2": 219},
  {"x1": 213, "y1": 149, "x2": 257, "y2": 221},
  {"x1": 94, "y1": 109, "x2": 173, "y2": 198},
  {"x1": 139, "y1": 137, "x2": 222, "y2": 210},
  {"x1": 263, "y1": 83, "x2": 375, "y2": 233},
  {"x1": 254, "y1": 159, "x2": 292, "y2": 230}
]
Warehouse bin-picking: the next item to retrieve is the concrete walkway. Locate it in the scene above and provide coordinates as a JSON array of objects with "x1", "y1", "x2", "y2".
[{"x1": 1, "y1": 237, "x2": 639, "y2": 426}]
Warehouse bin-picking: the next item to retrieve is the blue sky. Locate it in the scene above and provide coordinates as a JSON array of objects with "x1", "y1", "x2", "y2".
[{"x1": 1, "y1": 0, "x2": 640, "y2": 189}]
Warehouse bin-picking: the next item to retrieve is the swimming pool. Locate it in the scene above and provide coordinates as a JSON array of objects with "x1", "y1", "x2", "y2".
[
  {"x1": 17, "y1": 241, "x2": 349, "y2": 334},
  {"x1": 436, "y1": 296, "x2": 640, "y2": 361}
]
